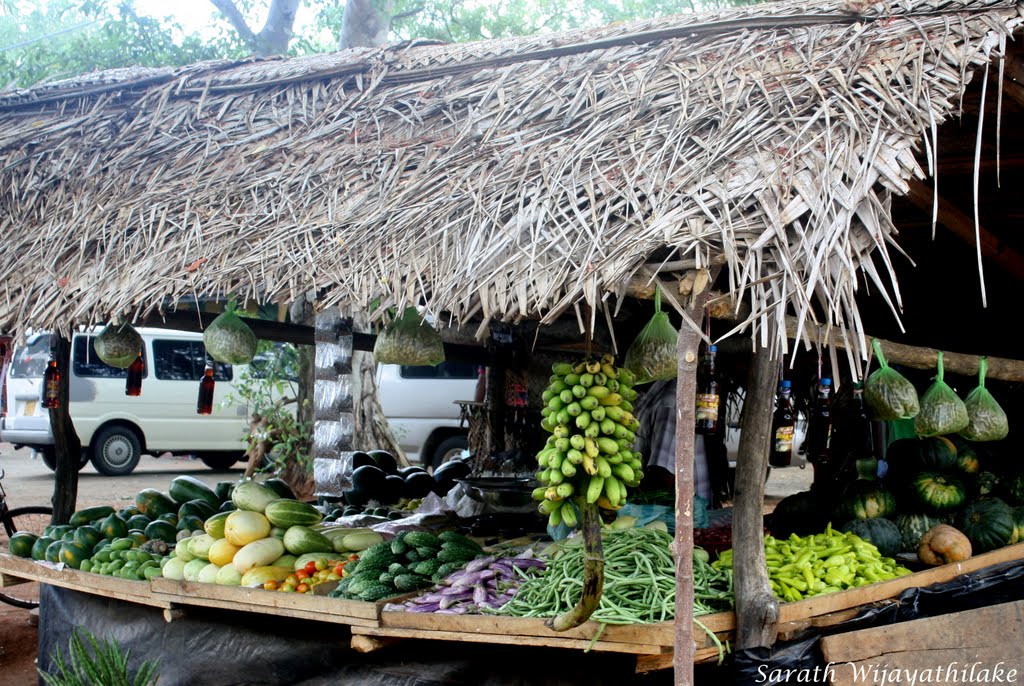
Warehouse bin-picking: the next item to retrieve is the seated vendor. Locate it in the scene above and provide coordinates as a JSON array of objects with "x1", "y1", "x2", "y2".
[{"x1": 633, "y1": 378, "x2": 732, "y2": 508}]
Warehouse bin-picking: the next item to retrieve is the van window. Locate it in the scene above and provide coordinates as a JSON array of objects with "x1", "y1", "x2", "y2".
[
  {"x1": 152, "y1": 340, "x2": 232, "y2": 382},
  {"x1": 9, "y1": 334, "x2": 52, "y2": 378},
  {"x1": 73, "y1": 336, "x2": 146, "y2": 378},
  {"x1": 399, "y1": 361, "x2": 479, "y2": 380}
]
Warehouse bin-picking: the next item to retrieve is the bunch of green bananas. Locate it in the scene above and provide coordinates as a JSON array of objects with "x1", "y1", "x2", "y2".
[{"x1": 533, "y1": 354, "x2": 644, "y2": 528}]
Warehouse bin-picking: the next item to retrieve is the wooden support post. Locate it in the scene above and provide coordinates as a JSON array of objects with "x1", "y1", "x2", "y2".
[
  {"x1": 48, "y1": 335, "x2": 81, "y2": 524},
  {"x1": 733, "y1": 348, "x2": 780, "y2": 648},
  {"x1": 672, "y1": 283, "x2": 716, "y2": 685}
]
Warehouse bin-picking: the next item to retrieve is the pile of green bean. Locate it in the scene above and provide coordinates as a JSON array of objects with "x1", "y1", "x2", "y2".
[{"x1": 490, "y1": 527, "x2": 734, "y2": 624}]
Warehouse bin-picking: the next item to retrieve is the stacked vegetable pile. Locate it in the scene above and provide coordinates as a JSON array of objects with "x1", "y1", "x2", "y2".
[
  {"x1": 161, "y1": 478, "x2": 383, "y2": 591},
  {"x1": 535, "y1": 355, "x2": 643, "y2": 527},
  {"x1": 337, "y1": 449, "x2": 464, "y2": 512},
  {"x1": 329, "y1": 530, "x2": 486, "y2": 602},
  {"x1": 492, "y1": 527, "x2": 733, "y2": 623},
  {"x1": 384, "y1": 551, "x2": 546, "y2": 614},
  {"x1": 6, "y1": 474, "x2": 251, "y2": 577},
  {"x1": 771, "y1": 433, "x2": 1024, "y2": 567},
  {"x1": 713, "y1": 525, "x2": 912, "y2": 603}
]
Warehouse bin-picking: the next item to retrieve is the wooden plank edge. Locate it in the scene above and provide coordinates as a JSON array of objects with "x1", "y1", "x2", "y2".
[
  {"x1": 351, "y1": 626, "x2": 667, "y2": 655},
  {"x1": 380, "y1": 611, "x2": 675, "y2": 646},
  {"x1": 149, "y1": 589, "x2": 379, "y2": 628},
  {"x1": 149, "y1": 578, "x2": 383, "y2": 620}
]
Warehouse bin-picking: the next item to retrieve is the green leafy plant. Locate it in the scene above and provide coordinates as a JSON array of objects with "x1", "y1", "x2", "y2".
[
  {"x1": 225, "y1": 340, "x2": 312, "y2": 474},
  {"x1": 40, "y1": 628, "x2": 159, "y2": 686}
]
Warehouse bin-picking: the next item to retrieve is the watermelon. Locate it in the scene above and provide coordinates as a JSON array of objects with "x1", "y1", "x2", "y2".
[
  {"x1": 135, "y1": 489, "x2": 177, "y2": 518},
  {"x1": 8, "y1": 532, "x2": 38, "y2": 558},
  {"x1": 168, "y1": 475, "x2": 221, "y2": 510}
]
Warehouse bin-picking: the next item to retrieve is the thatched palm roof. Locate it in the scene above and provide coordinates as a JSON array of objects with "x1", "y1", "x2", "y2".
[{"x1": 0, "y1": 0, "x2": 1019, "y2": 364}]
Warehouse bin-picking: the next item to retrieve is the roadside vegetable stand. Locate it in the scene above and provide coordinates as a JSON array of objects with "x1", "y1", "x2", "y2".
[{"x1": 2, "y1": 0, "x2": 1024, "y2": 683}]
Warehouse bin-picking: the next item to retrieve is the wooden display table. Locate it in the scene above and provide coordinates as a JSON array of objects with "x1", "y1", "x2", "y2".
[{"x1": 4, "y1": 540, "x2": 1024, "y2": 673}]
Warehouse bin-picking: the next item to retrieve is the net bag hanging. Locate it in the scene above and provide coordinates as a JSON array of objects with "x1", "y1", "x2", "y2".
[
  {"x1": 915, "y1": 351, "x2": 969, "y2": 438},
  {"x1": 960, "y1": 357, "x2": 1009, "y2": 441},
  {"x1": 373, "y1": 307, "x2": 445, "y2": 366},
  {"x1": 864, "y1": 338, "x2": 920, "y2": 420},
  {"x1": 623, "y1": 286, "x2": 678, "y2": 385}
]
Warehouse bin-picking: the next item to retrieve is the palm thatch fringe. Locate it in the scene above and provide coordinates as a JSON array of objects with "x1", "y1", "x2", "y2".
[{"x1": 0, "y1": 0, "x2": 1019, "y2": 367}]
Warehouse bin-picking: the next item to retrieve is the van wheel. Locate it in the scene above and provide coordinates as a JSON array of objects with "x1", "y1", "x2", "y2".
[
  {"x1": 90, "y1": 426, "x2": 142, "y2": 476},
  {"x1": 431, "y1": 435, "x2": 468, "y2": 469},
  {"x1": 39, "y1": 448, "x2": 90, "y2": 472},
  {"x1": 199, "y1": 452, "x2": 242, "y2": 472}
]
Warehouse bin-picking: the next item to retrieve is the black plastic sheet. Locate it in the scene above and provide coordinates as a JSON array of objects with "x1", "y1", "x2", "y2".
[
  {"x1": 732, "y1": 558, "x2": 1024, "y2": 685},
  {"x1": 37, "y1": 585, "x2": 675, "y2": 686}
]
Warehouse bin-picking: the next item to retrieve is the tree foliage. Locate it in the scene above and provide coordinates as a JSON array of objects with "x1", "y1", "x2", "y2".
[{"x1": 1, "y1": 1, "x2": 246, "y2": 89}]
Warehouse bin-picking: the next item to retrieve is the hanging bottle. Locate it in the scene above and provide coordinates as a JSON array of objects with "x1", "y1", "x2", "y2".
[
  {"x1": 850, "y1": 382, "x2": 879, "y2": 479},
  {"x1": 42, "y1": 356, "x2": 61, "y2": 410},
  {"x1": 125, "y1": 352, "x2": 144, "y2": 397},
  {"x1": 805, "y1": 377, "x2": 833, "y2": 465},
  {"x1": 197, "y1": 365, "x2": 215, "y2": 415},
  {"x1": 769, "y1": 379, "x2": 796, "y2": 467},
  {"x1": 695, "y1": 345, "x2": 720, "y2": 435}
]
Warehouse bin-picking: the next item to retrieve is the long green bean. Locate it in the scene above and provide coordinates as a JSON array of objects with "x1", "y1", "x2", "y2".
[{"x1": 489, "y1": 527, "x2": 734, "y2": 626}]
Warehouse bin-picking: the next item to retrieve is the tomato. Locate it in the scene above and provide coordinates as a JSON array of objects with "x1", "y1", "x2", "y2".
[
  {"x1": 348, "y1": 553, "x2": 359, "y2": 561},
  {"x1": 304, "y1": 561, "x2": 318, "y2": 576},
  {"x1": 296, "y1": 582, "x2": 310, "y2": 594},
  {"x1": 296, "y1": 569, "x2": 310, "y2": 581},
  {"x1": 285, "y1": 574, "x2": 298, "y2": 586},
  {"x1": 281, "y1": 583, "x2": 296, "y2": 593},
  {"x1": 315, "y1": 560, "x2": 327, "y2": 571},
  {"x1": 263, "y1": 580, "x2": 279, "y2": 591},
  {"x1": 334, "y1": 563, "x2": 346, "y2": 576}
]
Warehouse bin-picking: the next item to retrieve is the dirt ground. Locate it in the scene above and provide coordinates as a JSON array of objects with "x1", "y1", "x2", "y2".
[{"x1": 0, "y1": 584, "x2": 39, "y2": 686}]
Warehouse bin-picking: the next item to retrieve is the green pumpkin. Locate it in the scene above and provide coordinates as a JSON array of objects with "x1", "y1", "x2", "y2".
[
  {"x1": 834, "y1": 482, "x2": 897, "y2": 521},
  {"x1": 954, "y1": 497, "x2": 1016, "y2": 553},
  {"x1": 893, "y1": 513, "x2": 946, "y2": 553},
  {"x1": 1003, "y1": 473, "x2": 1024, "y2": 506},
  {"x1": 910, "y1": 471, "x2": 966, "y2": 514},
  {"x1": 769, "y1": 490, "x2": 827, "y2": 537},
  {"x1": 887, "y1": 436, "x2": 958, "y2": 476},
  {"x1": 1012, "y1": 507, "x2": 1024, "y2": 545},
  {"x1": 839, "y1": 518, "x2": 903, "y2": 557}
]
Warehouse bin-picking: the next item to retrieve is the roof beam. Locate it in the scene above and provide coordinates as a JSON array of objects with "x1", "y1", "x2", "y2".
[{"x1": 904, "y1": 179, "x2": 1024, "y2": 279}]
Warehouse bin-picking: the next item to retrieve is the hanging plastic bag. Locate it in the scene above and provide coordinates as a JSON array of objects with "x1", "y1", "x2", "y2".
[
  {"x1": 204, "y1": 306, "x2": 257, "y2": 365},
  {"x1": 960, "y1": 357, "x2": 1009, "y2": 441},
  {"x1": 864, "y1": 338, "x2": 920, "y2": 420},
  {"x1": 915, "y1": 351, "x2": 969, "y2": 437},
  {"x1": 373, "y1": 306, "x2": 445, "y2": 366},
  {"x1": 624, "y1": 286, "x2": 678, "y2": 385}
]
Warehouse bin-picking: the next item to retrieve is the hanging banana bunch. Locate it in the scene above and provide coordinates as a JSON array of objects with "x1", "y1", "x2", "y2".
[{"x1": 533, "y1": 354, "x2": 644, "y2": 528}]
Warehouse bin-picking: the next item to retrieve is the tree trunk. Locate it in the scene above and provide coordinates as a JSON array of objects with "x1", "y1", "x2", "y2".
[
  {"x1": 339, "y1": 0, "x2": 395, "y2": 49},
  {"x1": 209, "y1": 0, "x2": 300, "y2": 56},
  {"x1": 279, "y1": 334, "x2": 316, "y2": 500},
  {"x1": 48, "y1": 335, "x2": 81, "y2": 525},
  {"x1": 733, "y1": 348, "x2": 781, "y2": 648},
  {"x1": 350, "y1": 314, "x2": 405, "y2": 464}
]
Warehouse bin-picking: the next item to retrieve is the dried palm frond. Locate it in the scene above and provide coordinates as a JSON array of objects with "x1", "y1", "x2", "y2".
[{"x1": 0, "y1": 0, "x2": 1018, "y2": 367}]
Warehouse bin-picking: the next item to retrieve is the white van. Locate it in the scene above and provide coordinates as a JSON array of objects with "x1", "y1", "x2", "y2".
[
  {"x1": 375, "y1": 360, "x2": 480, "y2": 468},
  {"x1": 1, "y1": 328, "x2": 253, "y2": 475}
]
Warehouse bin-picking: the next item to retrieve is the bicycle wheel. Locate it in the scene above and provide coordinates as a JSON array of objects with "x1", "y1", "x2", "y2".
[{"x1": 1, "y1": 506, "x2": 53, "y2": 610}]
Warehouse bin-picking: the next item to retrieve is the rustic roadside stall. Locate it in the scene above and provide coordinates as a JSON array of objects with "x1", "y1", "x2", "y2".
[{"x1": 2, "y1": 0, "x2": 1024, "y2": 683}]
